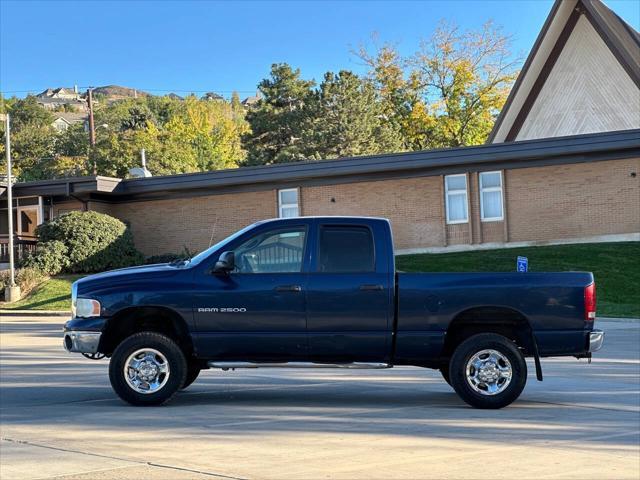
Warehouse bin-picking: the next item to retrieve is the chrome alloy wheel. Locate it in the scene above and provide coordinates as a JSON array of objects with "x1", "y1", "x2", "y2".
[
  {"x1": 124, "y1": 348, "x2": 170, "y2": 394},
  {"x1": 465, "y1": 349, "x2": 512, "y2": 396}
]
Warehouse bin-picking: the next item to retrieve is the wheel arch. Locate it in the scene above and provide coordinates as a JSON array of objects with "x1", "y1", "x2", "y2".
[
  {"x1": 99, "y1": 306, "x2": 194, "y2": 357},
  {"x1": 442, "y1": 305, "x2": 536, "y2": 358}
]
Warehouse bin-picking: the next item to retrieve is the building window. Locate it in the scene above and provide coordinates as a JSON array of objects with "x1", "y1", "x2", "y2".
[
  {"x1": 444, "y1": 174, "x2": 468, "y2": 224},
  {"x1": 278, "y1": 188, "x2": 299, "y2": 218},
  {"x1": 479, "y1": 171, "x2": 504, "y2": 221}
]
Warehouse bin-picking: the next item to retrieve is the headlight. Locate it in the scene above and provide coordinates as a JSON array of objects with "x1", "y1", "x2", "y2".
[{"x1": 75, "y1": 298, "x2": 101, "y2": 318}]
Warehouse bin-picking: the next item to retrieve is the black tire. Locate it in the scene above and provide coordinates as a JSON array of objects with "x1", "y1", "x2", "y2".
[
  {"x1": 449, "y1": 333, "x2": 527, "y2": 409},
  {"x1": 181, "y1": 364, "x2": 201, "y2": 390},
  {"x1": 109, "y1": 332, "x2": 187, "y2": 406},
  {"x1": 439, "y1": 366, "x2": 451, "y2": 386}
]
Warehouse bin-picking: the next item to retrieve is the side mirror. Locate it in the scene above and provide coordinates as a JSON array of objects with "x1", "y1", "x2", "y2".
[{"x1": 213, "y1": 251, "x2": 235, "y2": 274}]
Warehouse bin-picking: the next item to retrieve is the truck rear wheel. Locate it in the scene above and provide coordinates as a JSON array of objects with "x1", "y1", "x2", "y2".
[
  {"x1": 109, "y1": 332, "x2": 186, "y2": 406},
  {"x1": 449, "y1": 333, "x2": 527, "y2": 409}
]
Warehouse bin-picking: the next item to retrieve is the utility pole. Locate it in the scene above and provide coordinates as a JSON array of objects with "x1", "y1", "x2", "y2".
[
  {"x1": 87, "y1": 87, "x2": 97, "y2": 175},
  {"x1": 1, "y1": 112, "x2": 21, "y2": 302}
]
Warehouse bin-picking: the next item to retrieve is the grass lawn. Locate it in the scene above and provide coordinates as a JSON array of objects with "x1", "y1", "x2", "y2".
[
  {"x1": 2, "y1": 275, "x2": 83, "y2": 311},
  {"x1": 396, "y1": 242, "x2": 640, "y2": 318}
]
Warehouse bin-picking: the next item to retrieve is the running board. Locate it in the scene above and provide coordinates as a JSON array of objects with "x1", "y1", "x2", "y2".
[{"x1": 207, "y1": 361, "x2": 392, "y2": 370}]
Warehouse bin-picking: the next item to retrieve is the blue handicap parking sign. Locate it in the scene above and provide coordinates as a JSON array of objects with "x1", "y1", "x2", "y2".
[{"x1": 517, "y1": 256, "x2": 528, "y2": 272}]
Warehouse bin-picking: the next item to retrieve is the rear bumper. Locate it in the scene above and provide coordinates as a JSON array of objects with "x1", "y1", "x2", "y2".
[{"x1": 589, "y1": 329, "x2": 605, "y2": 352}]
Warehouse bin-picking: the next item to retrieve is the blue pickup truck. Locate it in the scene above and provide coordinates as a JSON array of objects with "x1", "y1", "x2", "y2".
[{"x1": 64, "y1": 216, "x2": 603, "y2": 409}]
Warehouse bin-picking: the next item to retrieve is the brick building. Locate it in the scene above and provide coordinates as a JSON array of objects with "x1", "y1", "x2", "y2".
[{"x1": 2, "y1": 0, "x2": 639, "y2": 259}]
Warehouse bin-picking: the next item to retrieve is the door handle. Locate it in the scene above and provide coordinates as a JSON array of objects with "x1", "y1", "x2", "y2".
[
  {"x1": 359, "y1": 284, "x2": 384, "y2": 291},
  {"x1": 275, "y1": 285, "x2": 302, "y2": 292}
]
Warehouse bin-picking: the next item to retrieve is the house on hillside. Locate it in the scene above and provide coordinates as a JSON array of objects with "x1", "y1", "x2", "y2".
[
  {"x1": 2, "y1": 0, "x2": 639, "y2": 261},
  {"x1": 51, "y1": 112, "x2": 89, "y2": 132},
  {"x1": 37, "y1": 87, "x2": 81, "y2": 101},
  {"x1": 36, "y1": 86, "x2": 87, "y2": 112},
  {"x1": 202, "y1": 92, "x2": 224, "y2": 102},
  {"x1": 241, "y1": 91, "x2": 261, "y2": 108}
]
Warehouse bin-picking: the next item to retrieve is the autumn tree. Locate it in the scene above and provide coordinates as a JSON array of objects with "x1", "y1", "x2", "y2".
[{"x1": 357, "y1": 21, "x2": 519, "y2": 150}]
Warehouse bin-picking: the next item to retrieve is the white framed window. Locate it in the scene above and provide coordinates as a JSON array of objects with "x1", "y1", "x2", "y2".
[
  {"x1": 278, "y1": 188, "x2": 299, "y2": 218},
  {"x1": 444, "y1": 174, "x2": 468, "y2": 224},
  {"x1": 479, "y1": 171, "x2": 504, "y2": 221}
]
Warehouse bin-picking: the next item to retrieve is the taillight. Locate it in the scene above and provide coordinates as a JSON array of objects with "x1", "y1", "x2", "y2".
[{"x1": 584, "y1": 282, "x2": 596, "y2": 321}]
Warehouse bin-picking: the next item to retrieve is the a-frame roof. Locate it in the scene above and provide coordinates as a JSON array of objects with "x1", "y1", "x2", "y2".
[{"x1": 488, "y1": 0, "x2": 640, "y2": 143}]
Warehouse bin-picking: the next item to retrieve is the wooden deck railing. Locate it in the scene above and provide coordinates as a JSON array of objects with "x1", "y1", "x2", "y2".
[{"x1": 0, "y1": 236, "x2": 38, "y2": 263}]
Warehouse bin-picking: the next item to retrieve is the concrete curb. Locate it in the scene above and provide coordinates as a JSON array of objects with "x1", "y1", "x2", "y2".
[
  {"x1": 0, "y1": 310, "x2": 71, "y2": 317},
  {"x1": 598, "y1": 316, "x2": 640, "y2": 323}
]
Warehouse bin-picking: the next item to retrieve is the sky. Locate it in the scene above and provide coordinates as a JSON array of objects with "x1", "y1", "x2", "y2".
[{"x1": 1, "y1": 0, "x2": 639, "y2": 99}]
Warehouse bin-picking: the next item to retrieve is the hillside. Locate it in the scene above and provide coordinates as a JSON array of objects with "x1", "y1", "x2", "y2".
[{"x1": 92, "y1": 85, "x2": 150, "y2": 100}]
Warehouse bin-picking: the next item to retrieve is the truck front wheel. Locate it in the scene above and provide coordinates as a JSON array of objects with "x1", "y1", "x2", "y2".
[
  {"x1": 181, "y1": 363, "x2": 201, "y2": 390},
  {"x1": 109, "y1": 332, "x2": 187, "y2": 406},
  {"x1": 449, "y1": 333, "x2": 527, "y2": 409}
]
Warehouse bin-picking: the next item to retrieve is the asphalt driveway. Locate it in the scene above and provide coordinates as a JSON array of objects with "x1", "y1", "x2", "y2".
[{"x1": 0, "y1": 315, "x2": 638, "y2": 479}]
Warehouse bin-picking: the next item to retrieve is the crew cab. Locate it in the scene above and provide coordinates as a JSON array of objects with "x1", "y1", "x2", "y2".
[{"x1": 63, "y1": 217, "x2": 604, "y2": 409}]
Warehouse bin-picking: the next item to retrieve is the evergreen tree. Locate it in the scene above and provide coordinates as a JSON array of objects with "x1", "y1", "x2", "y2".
[
  {"x1": 308, "y1": 71, "x2": 403, "y2": 159},
  {"x1": 242, "y1": 63, "x2": 316, "y2": 165}
]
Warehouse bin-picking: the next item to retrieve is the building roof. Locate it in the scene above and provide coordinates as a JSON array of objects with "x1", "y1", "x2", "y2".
[
  {"x1": 9, "y1": 128, "x2": 640, "y2": 202},
  {"x1": 488, "y1": 0, "x2": 640, "y2": 143},
  {"x1": 52, "y1": 112, "x2": 87, "y2": 124},
  {"x1": 241, "y1": 92, "x2": 261, "y2": 106}
]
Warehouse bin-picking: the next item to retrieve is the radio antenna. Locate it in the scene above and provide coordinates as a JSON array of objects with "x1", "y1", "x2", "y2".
[{"x1": 208, "y1": 216, "x2": 219, "y2": 247}]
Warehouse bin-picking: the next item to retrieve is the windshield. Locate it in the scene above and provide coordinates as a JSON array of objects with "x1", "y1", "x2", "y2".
[{"x1": 188, "y1": 222, "x2": 261, "y2": 266}]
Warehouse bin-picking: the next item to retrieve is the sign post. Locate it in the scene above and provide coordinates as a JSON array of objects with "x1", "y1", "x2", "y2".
[
  {"x1": 517, "y1": 256, "x2": 528, "y2": 273},
  {"x1": 1, "y1": 112, "x2": 21, "y2": 302}
]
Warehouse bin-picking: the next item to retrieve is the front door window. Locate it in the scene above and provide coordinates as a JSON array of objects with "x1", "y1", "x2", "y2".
[{"x1": 233, "y1": 227, "x2": 306, "y2": 273}]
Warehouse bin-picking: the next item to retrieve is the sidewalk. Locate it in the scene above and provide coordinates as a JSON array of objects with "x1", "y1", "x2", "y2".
[{"x1": 0, "y1": 310, "x2": 71, "y2": 317}]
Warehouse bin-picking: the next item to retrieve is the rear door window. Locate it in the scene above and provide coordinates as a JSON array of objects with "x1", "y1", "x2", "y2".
[{"x1": 318, "y1": 226, "x2": 375, "y2": 273}]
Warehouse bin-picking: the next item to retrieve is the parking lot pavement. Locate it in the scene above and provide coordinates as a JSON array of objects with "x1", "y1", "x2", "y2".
[{"x1": 1, "y1": 316, "x2": 638, "y2": 480}]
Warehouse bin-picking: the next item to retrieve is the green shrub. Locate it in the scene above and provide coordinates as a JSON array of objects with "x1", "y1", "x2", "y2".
[
  {"x1": 0, "y1": 267, "x2": 48, "y2": 299},
  {"x1": 145, "y1": 247, "x2": 195, "y2": 265},
  {"x1": 22, "y1": 240, "x2": 69, "y2": 275},
  {"x1": 36, "y1": 211, "x2": 144, "y2": 273}
]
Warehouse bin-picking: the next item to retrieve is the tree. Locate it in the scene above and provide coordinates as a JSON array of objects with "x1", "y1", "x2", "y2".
[
  {"x1": 412, "y1": 21, "x2": 519, "y2": 147},
  {"x1": 308, "y1": 71, "x2": 403, "y2": 159},
  {"x1": 356, "y1": 41, "x2": 421, "y2": 149},
  {"x1": 0, "y1": 96, "x2": 57, "y2": 180},
  {"x1": 231, "y1": 91, "x2": 242, "y2": 113},
  {"x1": 356, "y1": 22, "x2": 519, "y2": 150},
  {"x1": 242, "y1": 63, "x2": 316, "y2": 165}
]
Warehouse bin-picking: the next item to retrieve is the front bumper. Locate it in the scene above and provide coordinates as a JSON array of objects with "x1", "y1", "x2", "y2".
[
  {"x1": 63, "y1": 330, "x2": 102, "y2": 353},
  {"x1": 63, "y1": 317, "x2": 107, "y2": 354},
  {"x1": 589, "y1": 329, "x2": 605, "y2": 352}
]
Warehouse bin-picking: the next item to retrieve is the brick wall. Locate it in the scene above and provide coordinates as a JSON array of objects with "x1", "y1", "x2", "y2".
[
  {"x1": 51, "y1": 200, "x2": 84, "y2": 217},
  {"x1": 87, "y1": 201, "x2": 113, "y2": 216},
  {"x1": 110, "y1": 190, "x2": 277, "y2": 256},
  {"x1": 506, "y1": 157, "x2": 640, "y2": 242},
  {"x1": 84, "y1": 157, "x2": 639, "y2": 255},
  {"x1": 301, "y1": 176, "x2": 445, "y2": 250}
]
